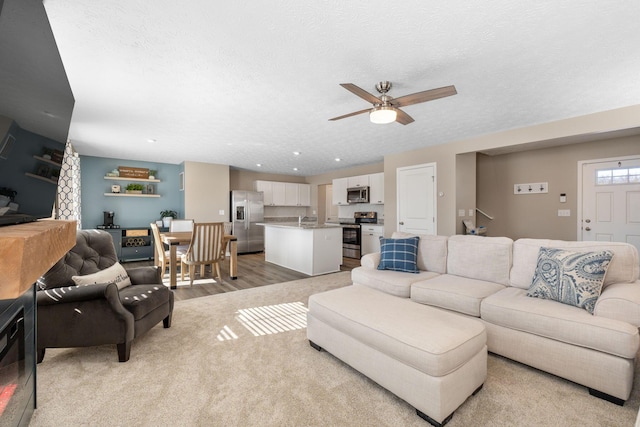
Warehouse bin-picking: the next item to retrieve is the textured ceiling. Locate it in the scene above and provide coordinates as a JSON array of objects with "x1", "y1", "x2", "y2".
[{"x1": 42, "y1": 1, "x2": 640, "y2": 176}]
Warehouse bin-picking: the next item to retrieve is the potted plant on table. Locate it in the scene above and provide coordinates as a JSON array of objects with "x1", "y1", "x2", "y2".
[{"x1": 160, "y1": 209, "x2": 178, "y2": 228}]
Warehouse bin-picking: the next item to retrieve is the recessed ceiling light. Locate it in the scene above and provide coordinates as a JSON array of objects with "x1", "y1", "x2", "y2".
[
  {"x1": 256, "y1": 163, "x2": 262, "y2": 167},
  {"x1": 293, "y1": 167, "x2": 298, "y2": 171},
  {"x1": 293, "y1": 151, "x2": 300, "y2": 156},
  {"x1": 335, "y1": 158, "x2": 341, "y2": 162},
  {"x1": 147, "y1": 138, "x2": 157, "y2": 143}
]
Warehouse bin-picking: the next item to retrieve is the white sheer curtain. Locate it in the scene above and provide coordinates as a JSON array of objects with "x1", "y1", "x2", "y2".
[{"x1": 56, "y1": 141, "x2": 82, "y2": 229}]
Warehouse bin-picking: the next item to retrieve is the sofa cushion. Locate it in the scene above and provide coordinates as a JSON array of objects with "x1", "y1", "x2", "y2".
[
  {"x1": 481, "y1": 287, "x2": 639, "y2": 359},
  {"x1": 411, "y1": 274, "x2": 506, "y2": 317},
  {"x1": 446, "y1": 235, "x2": 513, "y2": 285},
  {"x1": 308, "y1": 285, "x2": 486, "y2": 377},
  {"x1": 352, "y1": 267, "x2": 439, "y2": 298},
  {"x1": 71, "y1": 262, "x2": 132, "y2": 290},
  {"x1": 510, "y1": 239, "x2": 639, "y2": 290},
  {"x1": 391, "y1": 232, "x2": 448, "y2": 273},
  {"x1": 526, "y1": 247, "x2": 613, "y2": 314},
  {"x1": 377, "y1": 236, "x2": 420, "y2": 273}
]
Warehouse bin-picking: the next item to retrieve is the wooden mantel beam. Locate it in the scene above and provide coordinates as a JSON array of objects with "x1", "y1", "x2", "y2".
[{"x1": 0, "y1": 220, "x2": 76, "y2": 300}]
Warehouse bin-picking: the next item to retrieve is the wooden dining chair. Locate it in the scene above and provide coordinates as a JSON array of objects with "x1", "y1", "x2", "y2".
[
  {"x1": 180, "y1": 222, "x2": 226, "y2": 285},
  {"x1": 150, "y1": 223, "x2": 186, "y2": 277},
  {"x1": 169, "y1": 219, "x2": 194, "y2": 232}
]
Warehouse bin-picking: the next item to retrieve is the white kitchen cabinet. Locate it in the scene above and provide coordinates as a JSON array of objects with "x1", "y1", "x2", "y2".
[
  {"x1": 254, "y1": 180, "x2": 310, "y2": 206},
  {"x1": 347, "y1": 174, "x2": 369, "y2": 188},
  {"x1": 361, "y1": 225, "x2": 384, "y2": 256},
  {"x1": 271, "y1": 182, "x2": 287, "y2": 205},
  {"x1": 332, "y1": 177, "x2": 348, "y2": 205},
  {"x1": 255, "y1": 180, "x2": 274, "y2": 205},
  {"x1": 284, "y1": 183, "x2": 298, "y2": 206},
  {"x1": 368, "y1": 172, "x2": 384, "y2": 204},
  {"x1": 297, "y1": 183, "x2": 311, "y2": 206}
]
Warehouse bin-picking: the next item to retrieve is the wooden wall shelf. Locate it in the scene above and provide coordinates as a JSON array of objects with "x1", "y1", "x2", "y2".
[
  {"x1": 103, "y1": 193, "x2": 160, "y2": 198},
  {"x1": 104, "y1": 176, "x2": 160, "y2": 183}
]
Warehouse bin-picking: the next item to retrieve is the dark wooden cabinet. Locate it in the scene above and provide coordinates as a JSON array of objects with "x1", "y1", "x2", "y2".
[{"x1": 104, "y1": 228, "x2": 154, "y2": 262}]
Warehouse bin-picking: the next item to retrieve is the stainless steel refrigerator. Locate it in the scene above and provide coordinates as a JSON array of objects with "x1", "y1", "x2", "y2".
[{"x1": 230, "y1": 190, "x2": 265, "y2": 253}]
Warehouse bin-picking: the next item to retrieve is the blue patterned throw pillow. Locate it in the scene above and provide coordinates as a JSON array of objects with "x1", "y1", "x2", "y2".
[
  {"x1": 377, "y1": 236, "x2": 420, "y2": 273},
  {"x1": 526, "y1": 247, "x2": 613, "y2": 314}
]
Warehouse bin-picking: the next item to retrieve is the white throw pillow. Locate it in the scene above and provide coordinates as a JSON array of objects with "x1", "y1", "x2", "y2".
[{"x1": 72, "y1": 262, "x2": 132, "y2": 290}]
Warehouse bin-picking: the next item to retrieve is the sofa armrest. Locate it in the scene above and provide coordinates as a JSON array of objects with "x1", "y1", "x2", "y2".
[
  {"x1": 37, "y1": 282, "x2": 120, "y2": 306},
  {"x1": 361, "y1": 252, "x2": 381, "y2": 269},
  {"x1": 126, "y1": 265, "x2": 162, "y2": 285},
  {"x1": 595, "y1": 281, "x2": 640, "y2": 327}
]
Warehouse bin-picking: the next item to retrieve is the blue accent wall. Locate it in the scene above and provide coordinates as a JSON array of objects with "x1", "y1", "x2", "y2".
[{"x1": 80, "y1": 155, "x2": 182, "y2": 229}]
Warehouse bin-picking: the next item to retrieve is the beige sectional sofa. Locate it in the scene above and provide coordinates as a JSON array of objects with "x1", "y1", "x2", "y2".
[{"x1": 308, "y1": 233, "x2": 640, "y2": 424}]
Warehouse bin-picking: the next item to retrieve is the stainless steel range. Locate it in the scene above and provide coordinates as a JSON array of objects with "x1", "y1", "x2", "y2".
[{"x1": 341, "y1": 211, "x2": 377, "y2": 259}]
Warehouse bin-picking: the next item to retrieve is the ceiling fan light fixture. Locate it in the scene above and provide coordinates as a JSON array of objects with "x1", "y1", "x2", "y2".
[{"x1": 369, "y1": 106, "x2": 397, "y2": 124}]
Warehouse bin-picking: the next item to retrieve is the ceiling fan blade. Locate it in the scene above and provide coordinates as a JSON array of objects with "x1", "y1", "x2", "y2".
[
  {"x1": 328, "y1": 108, "x2": 371, "y2": 121},
  {"x1": 395, "y1": 108, "x2": 415, "y2": 125},
  {"x1": 340, "y1": 83, "x2": 381, "y2": 104},
  {"x1": 391, "y1": 85, "x2": 457, "y2": 108}
]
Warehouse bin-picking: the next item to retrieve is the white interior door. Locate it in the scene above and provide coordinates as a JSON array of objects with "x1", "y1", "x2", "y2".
[
  {"x1": 397, "y1": 163, "x2": 436, "y2": 235},
  {"x1": 580, "y1": 157, "x2": 640, "y2": 255}
]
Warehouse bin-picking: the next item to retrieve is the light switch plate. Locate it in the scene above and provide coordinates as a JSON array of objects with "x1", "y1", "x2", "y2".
[
  {"x1": 458, "y1": 209, "x2": 465, "y2": 217},
  {"x1": 558, "y1": 209, "x2": 570, "y2": 217},
  {"x1": 218, "y1": 209, "x2": 225, "y2": 215},
  {"x1": 469, "y1": 209, "x2": 474, "y2": 216}
]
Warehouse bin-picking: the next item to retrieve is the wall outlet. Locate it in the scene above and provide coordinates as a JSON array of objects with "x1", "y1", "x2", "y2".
[{"x1": 558, "y1": 209, "x2": 570, "y2": 217}]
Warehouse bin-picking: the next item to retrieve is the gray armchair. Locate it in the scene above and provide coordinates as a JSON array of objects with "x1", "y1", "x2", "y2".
[{"x1": 37, "y1": 229, "x2": 174, "y2": 362}]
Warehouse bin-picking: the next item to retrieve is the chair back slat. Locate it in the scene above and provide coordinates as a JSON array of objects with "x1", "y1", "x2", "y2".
[
  {"x1": 169, "y1": 219, "x2": 195, "y2": 232},
  {"x1": 150, "y1": 223, "x2": 165, "y2": 264},
  {"x1": 188, "y1": 222, "x2": 225, "y2": 263}
]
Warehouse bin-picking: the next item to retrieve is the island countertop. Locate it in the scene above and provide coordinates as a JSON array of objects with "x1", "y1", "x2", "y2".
[{"x1": 257, "y1": 222, "x2": 343, "y2": 230}]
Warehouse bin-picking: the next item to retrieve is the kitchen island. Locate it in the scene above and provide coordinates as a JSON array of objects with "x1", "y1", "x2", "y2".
[{"x1": 258, "y1": 222, "x2": 343, "y2": 276}]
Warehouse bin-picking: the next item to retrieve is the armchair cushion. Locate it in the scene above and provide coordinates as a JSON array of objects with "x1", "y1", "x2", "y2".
[
  {"x1": 119, "y1": 285, "x2": 171, "y2": 320},
  {"x1": 72, "y1": 262, "x2": 131, "y2": 290}
]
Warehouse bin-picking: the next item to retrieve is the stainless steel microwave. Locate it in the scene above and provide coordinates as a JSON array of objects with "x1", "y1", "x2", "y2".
[{"x1": 347, "y1": 186, "x2": 369, "y2": 204}]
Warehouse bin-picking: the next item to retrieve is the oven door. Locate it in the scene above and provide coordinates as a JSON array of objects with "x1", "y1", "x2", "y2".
[{"x1": 342, "y1": 226, "x2": 361, "y2": 259}]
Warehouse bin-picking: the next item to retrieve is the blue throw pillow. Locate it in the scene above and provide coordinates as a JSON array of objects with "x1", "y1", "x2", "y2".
[
  {"x1": 526, "y1": 247, "x2": 613, "y2": 314},
  {"x1": 377, "y1": 236, "x2": 420, "y2": 273}
]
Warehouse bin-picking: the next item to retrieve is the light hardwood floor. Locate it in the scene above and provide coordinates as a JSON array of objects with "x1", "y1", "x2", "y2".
[{"x1": 127, "y1": 253, "x2": 360, "y2": 302}]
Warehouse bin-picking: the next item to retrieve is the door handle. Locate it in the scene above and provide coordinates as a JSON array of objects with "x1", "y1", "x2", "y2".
[
  {"x1": 585, "y1": 227, "x2": 591, "y2": 231},
  {"x1": 399, "y1": 221, "x2": 404, "y2": 225},
  {"x1": 585, "y1": 219, "x2": 591, "y2": 223}
]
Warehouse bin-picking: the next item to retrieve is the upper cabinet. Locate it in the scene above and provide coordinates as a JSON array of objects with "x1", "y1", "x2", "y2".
[
  {"x1": 255, "y1": 180, "x2": 310, "y2": 206},
  {"x1": 332, "y1": 177, "x2": 348, "y2": 205},
  {"x1": 368, "y1": 173, "x2": 384, "y2": 204},
  {"x1": 347, "y1": 175, "x2": 369, "y2": 188}
]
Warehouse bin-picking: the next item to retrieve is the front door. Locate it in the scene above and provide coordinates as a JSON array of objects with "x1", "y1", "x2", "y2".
[
  {"x1": 397, "y1": 163, "x2": 436, "y2": 235},
  {"x1": 580, "y1": 156, "x2": 640, "y2": 255}
]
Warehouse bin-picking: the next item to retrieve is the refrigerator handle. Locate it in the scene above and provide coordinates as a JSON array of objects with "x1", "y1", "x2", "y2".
[{"x1": 245, "y1": 199, "x2": 250, "y2": 230}]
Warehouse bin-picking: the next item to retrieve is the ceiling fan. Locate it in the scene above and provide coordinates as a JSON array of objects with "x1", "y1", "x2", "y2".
[{"x1": 329, "y1": 81, "x2": 457, "y2": 125}]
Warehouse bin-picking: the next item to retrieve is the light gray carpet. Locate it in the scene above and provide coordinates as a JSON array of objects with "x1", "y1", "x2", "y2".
[{"x1": 31, "y1": 271, "x2": 639, "y2": 426}]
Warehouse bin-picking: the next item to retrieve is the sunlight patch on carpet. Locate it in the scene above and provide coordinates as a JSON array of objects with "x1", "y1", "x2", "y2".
[
  {"x1": 217, "y1": 325, "x2": 239, "y2": 341},
  {"x1": 236, "y1": 302, "x2": 308, "y2": 336}
]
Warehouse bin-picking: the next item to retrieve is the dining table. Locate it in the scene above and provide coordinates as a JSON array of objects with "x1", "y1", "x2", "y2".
[{"x1": 160, "y1": 231, "x2": 238, "y2": 289}]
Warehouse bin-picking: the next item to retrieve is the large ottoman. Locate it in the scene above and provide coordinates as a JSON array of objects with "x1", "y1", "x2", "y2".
[{"x1": 307, "y1": 285, "x2": 487, "y2": 426}]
